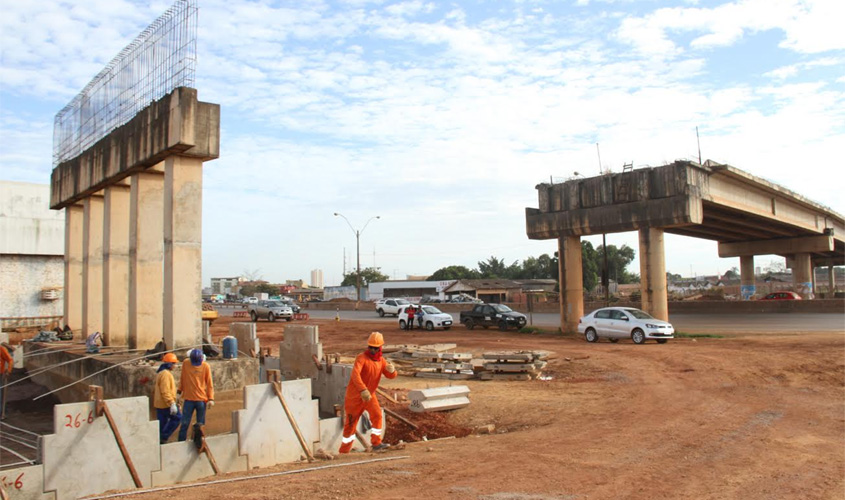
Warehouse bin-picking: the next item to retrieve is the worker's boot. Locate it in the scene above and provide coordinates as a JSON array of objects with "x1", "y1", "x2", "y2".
[{"x1": 372, "y1": 443, "x2": 390, "y2": 451}]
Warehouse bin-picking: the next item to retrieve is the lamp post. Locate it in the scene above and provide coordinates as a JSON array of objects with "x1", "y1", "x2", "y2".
[{"x1": 333, "y1": 213, "x2": 380, "y2": 305}]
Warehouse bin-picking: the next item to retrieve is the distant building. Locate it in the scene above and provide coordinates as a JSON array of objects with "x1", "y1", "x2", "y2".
[
  {"x1": 310, "y1": 269, "x2": 323, "y2": 289},
  {"x1": 368, "y1": 280, "x2": 455, "y2": 301},
  {"x1": 210, "y1": 276, "x2": 242, "y2": 295},
  {"x1": 0, "y1": 181, "x2": 65, "y2": 325},
  {"x1": 286, "y1": 279, "x2": 305, "y2": 288}
]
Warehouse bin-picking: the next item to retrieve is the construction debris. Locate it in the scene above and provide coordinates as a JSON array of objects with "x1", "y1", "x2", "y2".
[
  {"x1": 479, "y1": 351, "x2": 549, "y2": 380},
  {"x1": 408, "y1": 386, "x2": 471, "y2": 413}
]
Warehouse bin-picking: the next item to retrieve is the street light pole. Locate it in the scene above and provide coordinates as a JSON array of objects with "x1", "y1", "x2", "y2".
[{"x1": 334, "y1": 213, "x2": 380, "y2": 305}]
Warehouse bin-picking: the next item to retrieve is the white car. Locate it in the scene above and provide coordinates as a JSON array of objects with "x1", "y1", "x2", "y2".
[
  {"x1": 375, "y1": 298, "x2": 410, "y2": 317},
  {"x1": 577, "y1": 307, "x2": 674, "y2": 344},
  {"x1": 398, "y1": 305, "x2": 453, "y2": 331}
]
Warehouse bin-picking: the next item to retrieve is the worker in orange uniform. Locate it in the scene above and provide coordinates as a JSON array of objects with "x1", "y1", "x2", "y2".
[
  {"x1": 177, "y1": 349, "x2": 214, "y2": 441},
  {"x1": 338, "y1": 332, "x2": 397, "y2": 453},
  {"x1": 0, "y1": 343, "x2": 14, "y2": 420},
  {"x1": 154, "y1": 353, "x2": 181, "y2": 444}
]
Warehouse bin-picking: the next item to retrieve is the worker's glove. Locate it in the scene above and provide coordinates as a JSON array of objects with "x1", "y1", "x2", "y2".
[
  {"x1": 385, "y1": 363, "x2": 395, "y2": 374},
  {"x1": 207, "y1": 400, "x2": 215, "y2": 408},
  {"x1": 170, "y1": 403, "x2": 178, "y2": 415},
  {"x1": 360, "y1": 389, "x2": 371, "y2": 402}
]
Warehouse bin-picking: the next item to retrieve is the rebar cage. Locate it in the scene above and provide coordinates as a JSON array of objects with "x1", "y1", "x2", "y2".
[{"x1": 52, "y1": 0, "x2": 198, "y2": 166}]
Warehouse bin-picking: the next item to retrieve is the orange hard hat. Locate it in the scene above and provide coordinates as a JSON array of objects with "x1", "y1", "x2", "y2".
[
  {"x1": 162, "y1": 353, "x2": 178, "y2": 364},
  {"x1": 367, "y1": 332, "x2": 384, "y2": 348}
]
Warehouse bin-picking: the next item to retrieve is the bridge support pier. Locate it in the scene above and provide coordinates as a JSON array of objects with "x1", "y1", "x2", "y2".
[
  {"x1": 792, "y1": 253, "x2": 814, "y2": 299},
  {"x1": 82, "y1": 195, "x2": 104, "y2": 337},
  {"x1": 104, "y1": 184, "x2": 131, "y2": 347},
  {"x1": 558, "y1": 235, "x2": 583, "y2": 334},
  {"x1": 740, "y1": 255, "x2": 756, "y2": 300},
  {"x1": 829, "y1": 263, "x2": 836, "y2": 296},
  {"x1": 638, "y1": 228, "x2": 668, "y2": 321},
  {"x1": 63, "y1": 204, "x2": 84, "y2": 332},
  {"x1": 129, "y1": 170, "x2": 165, "y2": 350}
]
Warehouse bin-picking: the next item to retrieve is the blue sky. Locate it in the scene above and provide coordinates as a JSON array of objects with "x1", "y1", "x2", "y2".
[{"x1": 1, "y1": 0, "x2": 843, "y2": 287}]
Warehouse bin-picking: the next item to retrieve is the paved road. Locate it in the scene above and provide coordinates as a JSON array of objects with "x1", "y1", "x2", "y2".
[{"x1": 218, "y1": 305, "x2": 844, "y2": 334}]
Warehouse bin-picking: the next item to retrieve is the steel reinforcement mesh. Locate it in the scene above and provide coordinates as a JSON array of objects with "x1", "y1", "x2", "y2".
[{"x1": 52, "y1": 0, "x2": 197, "y2": 166}]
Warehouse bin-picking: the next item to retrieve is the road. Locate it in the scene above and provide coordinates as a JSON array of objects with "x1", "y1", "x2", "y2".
[{"x1": 216, "y1": 305, "x2": 844, "y2": 334}]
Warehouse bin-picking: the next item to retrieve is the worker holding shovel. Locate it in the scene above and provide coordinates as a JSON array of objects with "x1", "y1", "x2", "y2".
[
  {"x1": 338, "y1": 332, "x2": 397, "y2": 453},
  {"x1": 154, "y1": 353, "x2": 181, "y2": 444}
]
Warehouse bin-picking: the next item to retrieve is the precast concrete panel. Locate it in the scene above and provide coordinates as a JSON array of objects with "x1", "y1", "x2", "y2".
[
  {"x1": 151, "y1": 434, "x2": 246, "y2": 487},
  {"x1": 279, "y1": 326, "x2": 323, "y2": 380},
  {"x1": 41, "y1": 397, "x2": 159, "y2": 500},
  {"x1": 0, "y1": 464, "x2": 55, "y2": 500},
  {"x1": 235, "y1": 379, "x2": 320, "y2": 469},
  {"x1": 230, "y1": 322, "x2": 258, "y2": 356}
]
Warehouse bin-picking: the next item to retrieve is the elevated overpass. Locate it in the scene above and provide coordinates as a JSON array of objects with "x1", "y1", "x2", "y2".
[{"x1": 525, "y1": 160, "x2": 844, "y2": 332}]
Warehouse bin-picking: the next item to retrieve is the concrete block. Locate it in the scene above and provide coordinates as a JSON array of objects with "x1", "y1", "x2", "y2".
[
  {"x1": 151, "y1": 434, "x2": 246, "y2": 486},
  {"x1": 415, "y1": 372, "x2": 475, "y2": 380},
  {"x1": 409, "y1": 396, "x2": 471, "y2": 413},
  {"x1": 0, "y1": 464, "x2": 55, "y2": 500},
  {"x1": 479, "y1": 372, "x2": 533, "y2": 381},
  {"x1": 230, "y1": 322, "x2": 258, "y2": 356},
  {"x1": 311, "y1": 362, "x2": 352, "y2": 417},
  {"x1": 235, "y1": 379, "x2": 320, "y2": 469},
  {"x1": 41, "y1": 396, "x2": 160, "y2": 500},
  {"x1": 408, "y1": 386, "x2": 471, "y2": 401},
  {"x1": 279, "y1": 325, "x2": 323, "y2": 380},
  {"x1": 483, "y1": 363, "x2": 539, "y2": 372},
  {"x1": 259, "y1": 355, "x2": 280, "y2": 384}
]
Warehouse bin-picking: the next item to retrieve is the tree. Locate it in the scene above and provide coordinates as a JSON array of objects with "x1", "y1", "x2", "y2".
[
  {"x1": 341, "y1": 267, "x2": 389, "y2": 287},
  {"x1": 723, "y1": 267, "x2": 739, "y2": 279},
  {"x1": 239, "y1": 281, "x2": 279, "y2": 298},
  {"x1": 580, "y1": 241, "x2": 599, "y2": 291},
  {"x1": 427, "y1": 266, "x2": 479, "y2": 281},
  {"x1": 477, "y1": 256, "x2": 514, "y2": 279},
  {"x1": 242, "y1": 269, "x2": 263, "y2": 281}
]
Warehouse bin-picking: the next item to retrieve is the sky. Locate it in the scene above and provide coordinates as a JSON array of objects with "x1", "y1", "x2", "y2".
[{"x1": 1, "y1": 0, "x2": 843, "y2": 288}]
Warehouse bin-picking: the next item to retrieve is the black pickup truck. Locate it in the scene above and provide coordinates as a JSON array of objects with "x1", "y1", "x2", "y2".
[{"x1": 459, "y1": 303, "x2": 528, "y2": 331}]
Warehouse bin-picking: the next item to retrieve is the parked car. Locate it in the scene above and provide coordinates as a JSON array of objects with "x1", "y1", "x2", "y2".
[
  {"x1": 375, "y1": 298, "x2": 411, "y2": 317},
  {"x1": 398, "y1": 305, "x2": 453, "y2": 331},
  {"x1": 760, "y1": 291, "x2": 802, "y2": 300},
  {"x1": 460, "y1": 303, "x2": 527, "y2": 331},
  {"x1": 578, "y1": 307, "x2": 674, "y2": 344},
  {"x1": 248, "y1": 300, "x2": 293, "y2": 322}
]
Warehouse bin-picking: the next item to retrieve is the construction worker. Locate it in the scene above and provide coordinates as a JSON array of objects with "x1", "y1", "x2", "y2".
[
  {"x1": 177, "y1": 348, "x2": 214, "y2": 442},
  {"x1": 338, "y1": 332, "x2": 397, "y2": 453},
  {"x1": 0, "y1": 343, "x2": 14, "y2": 420},
  {"x1": 154, "y1": 353, "x2": 181, "y2": 444}
]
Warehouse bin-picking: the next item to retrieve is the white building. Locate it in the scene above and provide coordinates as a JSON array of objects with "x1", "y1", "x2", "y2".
[
  {"x1": 210, "y1": 276, "x2": 242, "y2": 295},
  {"x1": 0, "y1": 181, "x2": 65, "y2": 324},
  {"x1": 367, "y1": 280, "x2": 456, "y2": 301},
  {"x1": 310, "y1": 269, "x2": 323, "y2": 289}
]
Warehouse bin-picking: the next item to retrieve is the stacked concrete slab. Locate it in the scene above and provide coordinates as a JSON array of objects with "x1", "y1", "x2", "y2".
[
  {"x1": 479, "y1": 351, "x2": 549, "y2": 381},
  {"x1": 408, "y1": 386, "x2": 471, "y2": 413},
  {"x1": 412, "y1": 351, "x2": 474, "y2": 380},
  {"x1": 280, "y1": 325, "x2": 322, "y2": 380},
  {"x1": 230, "y1": 322, "x2": 258, "y2": 356}
]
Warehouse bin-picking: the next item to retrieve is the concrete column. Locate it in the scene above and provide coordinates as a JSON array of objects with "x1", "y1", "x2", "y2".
[
  {"x1": 559, "y1": 235, "x2": 583, "y2": 334},
  {"x1": 163, "y1": 156, "x2": 203, "y2": 350},
  {"x1": 103, "y1": 184, "x2": 130, "y2": 347},
  {"x1": 82, "y1": 195, "x2": 104, "y2": 337},
  {"x1": 793, "y1": 253, "x2": 813, "y2": 299},
  {"x1": 129, "y1": 171, "x2": 164, "y2": 350},
  {"x1": 740, "y1": 255, "x2": 756, "y2": 300},
  {"x1": 829, "y1": 264, "x2": 836, "y2": 296},
  {"x1": 638, "y1": 228, "x2": 668, "y2": 321},
  {"x1": 63, "y1": 204, "x2": 84, "y2": 331}
]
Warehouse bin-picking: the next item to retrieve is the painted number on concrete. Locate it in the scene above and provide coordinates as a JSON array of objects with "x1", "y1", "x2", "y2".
[
  {"x1": 1, "y1": 472, "x2": 24, "y2": 490},
  {"x1": 63, "y1": 411, "x2": 95, "y2": 429}
]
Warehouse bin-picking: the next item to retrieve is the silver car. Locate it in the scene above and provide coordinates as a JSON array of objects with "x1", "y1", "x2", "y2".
[
  {"x1": 249, "y1": 300, "x2": 294, "y2": 322},
  {"x1": 577, "y1": 307, "x2": 674, "y2": 344}
]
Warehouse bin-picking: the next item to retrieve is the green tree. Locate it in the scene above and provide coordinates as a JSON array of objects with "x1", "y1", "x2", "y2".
[
  {"x1": 596, "y1": 244, "x2": 638, "y2": 284},
  {"x1": 580, "y1": 241, "x2": 599, "y2": 291},
  {"x1": 427, "y1": 266, "x2": 480, "y2": 281},
  {"x1": 478, "y1": 256, "x2": 516, "y2": 278},
  {"x1": 239, "y1": 282, "x2": 279, "y2": 297},
  {"x1": 723, "y1": 267, "x2": 739, "y2": 279},
  {"x1": 341, "y1": 267, "x2": 389, "y2": 287}
]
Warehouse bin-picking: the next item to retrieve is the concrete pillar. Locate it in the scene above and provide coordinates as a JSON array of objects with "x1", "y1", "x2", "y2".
[
  {"x1": 163, "y1": 156, "x2": 203, "y2": 350},
  {"x1": 82, "y1": 195, "x2": 104, "y2": 337},
  {"x1": 638, "y1": 228, "x2": 668, "y2": 321},
  {"x1": 559, "y1": 235, "x2": 583, "y2": 334},
  {"x1": 793, "y1": 253, "x2": 813, "y2": 299},
  {"x1": 103, "y1": 184, "x2": 130, "y2": 347},
  {"x1": 63, "y1": 204, "x2": 84, "y2": 331},
  {"x1": 829, "y1": 264, "x2": 836, "y2": 296},
  {"x1": 740, "y1": 255, "x2": 756, "y2": 300},
  {"x1": 129, "y1": 171, "x2": 164, "y2": 350}
]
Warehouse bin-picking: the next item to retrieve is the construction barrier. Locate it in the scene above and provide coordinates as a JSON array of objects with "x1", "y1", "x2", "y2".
[
  {"x1": 233, "y1": 311, "x2": 249, "y2": 318},
  {"x1": 293, "y1": 313, "x2": 309, "y2": 321}
]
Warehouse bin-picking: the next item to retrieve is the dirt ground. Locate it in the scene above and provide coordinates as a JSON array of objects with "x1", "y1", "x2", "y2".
[{"x1": 13, "y1": 316, "x2": 845, "y2": 499}]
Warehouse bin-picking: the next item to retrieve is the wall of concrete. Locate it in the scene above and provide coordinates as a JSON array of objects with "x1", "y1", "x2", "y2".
[
  {"x1": 0, "y1": 255, "x2": 64, "y2": 319},
  {"x1": 0, "y1": 181, "x2": 65, "y2": 256}
]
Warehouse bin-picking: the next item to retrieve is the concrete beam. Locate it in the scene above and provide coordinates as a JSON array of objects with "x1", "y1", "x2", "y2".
[
  {"x1": 527, "y1": 194, "x2": 702, "y2": 239},
  {"x1": 639, "y1": 228, "x2": 668, "y2": 321},
  {"x1": 103, "y1": 185, "x2": 130, "y2": 347},
  {"x1": 82, "y1": 195, "x2": 104, "y2": 337},
  {"x1": 129, "y1": 171, "x2": 164, "y2": 350},
  {"x1": 718, "y1": 235, "x2": 834, "y2": 258},
  {"x1": 64, "y1": 204, "x2": 84, "y2": 331},
  {"x1": 50, "y1": 87, "x2": 220, "y2": 210}
]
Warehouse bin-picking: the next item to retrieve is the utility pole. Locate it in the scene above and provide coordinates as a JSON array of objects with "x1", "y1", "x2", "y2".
[{"x1": 334, "y1": 213, "x2": 380, "y2": 307}]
